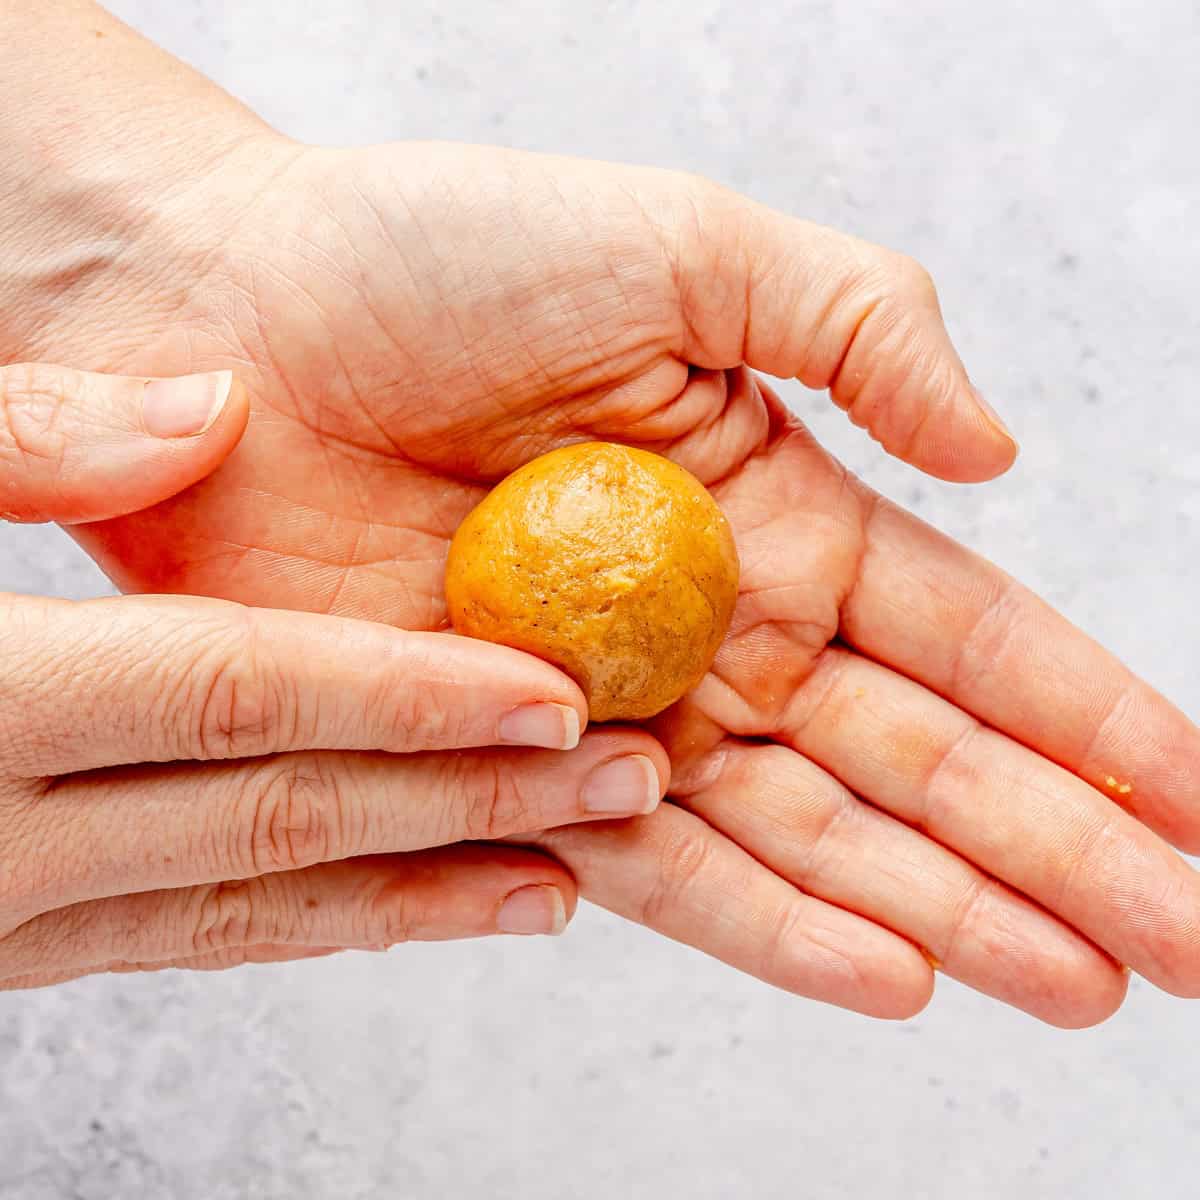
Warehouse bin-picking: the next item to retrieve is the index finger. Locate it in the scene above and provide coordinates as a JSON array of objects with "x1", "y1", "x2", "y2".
[
  {"x1": 841, "y1": 492, "x2": 1200, "y2": 852},
  {"x1": 0, "y1": 593, "x2": 588, "y2": 776}
]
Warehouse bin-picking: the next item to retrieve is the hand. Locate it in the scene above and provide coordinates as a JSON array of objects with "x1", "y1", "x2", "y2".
[
  {"x1": 0, "y1": 361, "x2": 667, "y2": 990},
  {"x1": 8, "y1": 8, "x2": 1200, "y2": 1023}
]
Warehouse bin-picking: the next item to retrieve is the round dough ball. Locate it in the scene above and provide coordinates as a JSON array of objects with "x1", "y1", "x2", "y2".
[{"x1": 445, "y1": 441, "x2": 740, "y2": 722}]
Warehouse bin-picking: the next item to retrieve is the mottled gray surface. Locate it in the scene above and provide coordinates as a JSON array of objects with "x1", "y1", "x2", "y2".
[{"x1": 3, "y1": 2, "x2": 1199, "y2": 1197}]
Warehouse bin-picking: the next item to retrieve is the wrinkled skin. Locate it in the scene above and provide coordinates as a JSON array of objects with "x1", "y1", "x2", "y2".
[{"x1": 7, "y1": 11, "x2": 1200, "y2": 1022}]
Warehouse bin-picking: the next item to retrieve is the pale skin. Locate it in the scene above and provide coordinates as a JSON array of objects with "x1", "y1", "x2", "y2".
[
  {"x1": 0, "y1": 364, "x2": 671, "y2": 990},
  {"x1": 4, "y1": 1, "x2": 1200, "y2": 1022}
]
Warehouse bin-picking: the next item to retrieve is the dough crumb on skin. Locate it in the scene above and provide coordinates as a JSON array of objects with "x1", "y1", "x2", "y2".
[{"x1": 1103, "y1": 774, "x2": 1134, "y2": 797}]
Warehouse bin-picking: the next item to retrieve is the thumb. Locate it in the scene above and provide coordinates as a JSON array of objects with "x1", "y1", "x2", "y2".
[
  {"x1": 668, "y1": 179, "x2": 1017, "y2": 483},
  {"x1": 0, "y1": 364, "x2": 249, "y2": 524}
]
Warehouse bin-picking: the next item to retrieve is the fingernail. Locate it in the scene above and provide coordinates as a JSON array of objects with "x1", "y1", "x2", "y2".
[
  {"x1": 498, "y1": 702, "x2": 581, "y2": 750},
  {"x1": 970, "y1": 385, "x2": 1017, "y2": 449},
  {"x1": 142, "y1": 370, "x2": 233, "y2": 438},
  {"x1": 497, "y1": 885, "x2": 567, "y2": 936},
  {"x1": 582, "y1": 754, "x2": 660, "y2": 814}
]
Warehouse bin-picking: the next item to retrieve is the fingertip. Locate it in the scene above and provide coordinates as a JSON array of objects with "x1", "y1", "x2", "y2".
[
  {"x1": 563, "y1": 705, "x2": 583, "y2": 750},
  {"x1": 952, "y1": 387, "x2": 1020, "y2": 481},
  {"x1": 622, "y1": 728, "x2": 672, "y2": 798},
  {"x1": 0, "y1": 364, "x2": 254, "y2": 525},
  {"x1": 499, "y1": 701, "x2": 585, "y2": 750},
  {"x1": 102, "y1": 368, "x2": 250, "y2": 510},
  {"x1": 772, "y1": 900, "x2": 936, "y2": 1020},
  {"x1": 497, "y1": 883, "x2": 570, "y2": 936},
  {"x1": 1039, "y1": 965, "x2": 1128, "y2": 1030},
  {"x1": 552, "y1": 871, "x2": 580, "y2": 926},
  {"x1": 580, "y1": 726, "x2": 672, "y2": 802},
  {"x1": 465, "y1": 843, "x2": 581, "y2": 920},
  {"x1": 497, "y1": 852, "x2": 580, "y2": 934},
  {"x1": 167, "y1": 370, "x2": 251, "y2": 468},
  {"x1": 1007, "y1": 932, "x2": 1130, "y2": 1028},
  {"x1": 412, "y1": 631, "x2": 591, "y2": 751},
  {"x1": 865, "y1": 945, "x2": 937, "y2": 1021},
  {"x1": 141, "y1": 370, "x2": 240, "y2": 439},
  {"x1": 650, "y1": 754, "x2": 671, "y2": 805},
  {"x1": 214, "y1": 372, "x2": 252, "y2": 443},
  {"x1": 902, "y1": 396, "x2": 1020, "y2": 484},
  {"x1": 969, "y1": 387, "x2": 1018, "y2": 454}
]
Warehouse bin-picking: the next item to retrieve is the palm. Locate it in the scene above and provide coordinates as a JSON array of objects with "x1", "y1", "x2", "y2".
[
  {"x1": 80, "y1": 146, "x2": 774, "y2": 625},
  {"x1": 62, "y1": 144, "x2": 1200, "y2": 1023},
  {"x1": 78, "y1": 142, "x2": 856, "y2": 837}
]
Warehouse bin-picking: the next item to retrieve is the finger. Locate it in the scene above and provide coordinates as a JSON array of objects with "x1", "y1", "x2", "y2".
[
  {"x1": 663, "y1": 179, "x2": 1017, "y2": 482},
  {"x1": 0, "y1": 846, "x2": 577, "y2": 983},
  {"x1": 842, "y1": 493, "x2": 1200, "y2": 852},
  {"x1": 777, "y1": 647, "x2": 1200, "y2": 998},
  {"x1": 110, "y1": 944, "x2": 347, "y2": 971},
  {"x1": 0, "y1": 945, "x2": 343, "y2": 992},
  {"x1": 14, "y1": 731, "x2": 667, "y2": 917},
  {"x1": 0, "y1": 592, "x2": 594, "y2": 777},
  {"x1": 0, "y1": 364, "x2": 249, "y2": 524},
  {"x1": 678, "y1": 740, "x2": 1127, "y2": 1027},
  {"x1": 534, "y1": 803, "x2": 933, "y2": 1019}
]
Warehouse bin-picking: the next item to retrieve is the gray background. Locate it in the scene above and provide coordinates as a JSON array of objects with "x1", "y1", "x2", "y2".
[{"x1": 2, "y1": 1, "x2": 1199, "y2": 1196}]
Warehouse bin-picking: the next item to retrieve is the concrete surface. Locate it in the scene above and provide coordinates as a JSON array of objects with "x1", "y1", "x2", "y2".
[{"x1": 2, "y1": 1, "x2": 1199, "y2": 1196}]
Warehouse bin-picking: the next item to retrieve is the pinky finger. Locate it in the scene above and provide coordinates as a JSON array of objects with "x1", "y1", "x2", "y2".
[
  {"x1": 0, "y1": 846, "x2": 576, "y2": 987},
  {"x1": 534, "y1": 803, "x2": 934, "y2": 1019},
  {"x1": 0, "y1": 945, "x2": 343, "y2": 992}
]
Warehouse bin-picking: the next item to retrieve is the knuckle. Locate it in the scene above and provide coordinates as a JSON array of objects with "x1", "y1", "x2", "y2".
[
  {"x1": 638, "y1": 822, "x2": 717, "y2": 929},
  {"x1": 235, "y1": 755, "x2": 344, "y2": 875},
  {"x1": 0, "y1": 784, "x2": 61, "y2": 926},
  {"x1": 192, "y1": 947, "x2": 254, "y2": 971},
  {"x1": 758, "y1": 901, "x2": 811, "y2": 981},
  {"x1": 1079, "y1": 682, "x2": 1137, "y2": 783},
  {"x1": 457, "y1": 755, "x2": 540, "y2": 842},
  {"x1": 0, "y1": 363, "x2": 71, "y2": 469},
  {"x1": 383, "y1": 633, "x2": 479, "y2": 751},
  {"x1": 917, "y1": 723, "x2": 985, "y2": 834},
  {"x1": 947, "y1": 577, "x2": 1026, "y2": 699},
  {"x1": 664, "y1": 169, "x2": 730, "y2": 255},
  {"x1": 369, "y1": 880, "x2": 415, "y2": 947},
  {"x1": 185, "y1": 613, "x2": 303, "y2": 759},
  {"x1": 942, "y1": 874, "x2": 993, "y2": 966},
  {"x1": 391, "y1": 680, "x2": 460, "y2": 752},
  {"x1": 190, "y1": 877, "x2": 284, "y2": 956},
  {"x1": 0, "y1": 657, "x2": 59, "y2": 777},
  {"x1": 0, "y1": 895, "x2": 89, "y2": 984},
  {"x1": 791, "y1": 787, "x2": 855, "y2": 887}
]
